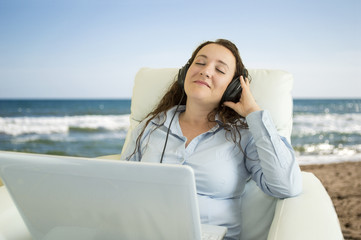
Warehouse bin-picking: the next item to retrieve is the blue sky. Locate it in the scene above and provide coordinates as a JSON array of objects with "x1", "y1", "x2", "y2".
[{"x1": 1, "y1": 0, "x2": 360, "y2": 99}]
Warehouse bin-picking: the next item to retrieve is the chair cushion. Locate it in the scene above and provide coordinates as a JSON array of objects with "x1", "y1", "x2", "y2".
[
  {"x1": 248, "y1": 69, "x2": 293, "y2": 142},
  {"x1": 130, "y1": 68, "x2": 179, "y2": 126}
]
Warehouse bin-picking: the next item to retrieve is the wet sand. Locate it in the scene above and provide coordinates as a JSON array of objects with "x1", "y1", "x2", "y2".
[{"x1": 300, "y1": 161, "x2": 361, "y2": 240}]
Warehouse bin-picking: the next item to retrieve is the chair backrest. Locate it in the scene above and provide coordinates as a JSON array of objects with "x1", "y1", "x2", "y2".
[{"x1": 122, "y1": 67, "x2": 294, "y2": 240}]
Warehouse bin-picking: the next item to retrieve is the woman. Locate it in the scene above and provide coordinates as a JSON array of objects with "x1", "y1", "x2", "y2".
[{"x1": 121, "y1": 39, "x2": 302, "y2": 240}]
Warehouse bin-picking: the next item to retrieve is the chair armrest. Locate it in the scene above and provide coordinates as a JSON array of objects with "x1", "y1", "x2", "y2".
[{"x1": 267, "y1": 172, "x2": 343, "y2": 240}]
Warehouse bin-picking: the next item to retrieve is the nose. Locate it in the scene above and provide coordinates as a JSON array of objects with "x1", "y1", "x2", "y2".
[
  {"x1": 200, "y1": 72, "x2": 210, "y2": 78},
  {"x1": 200, "y1": 65, "x2": 211, "y2": 78}
]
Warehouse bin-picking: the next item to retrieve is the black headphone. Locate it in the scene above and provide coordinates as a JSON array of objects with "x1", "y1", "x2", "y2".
[{"x1": 177, "y1": 62, "x2": 249, "y2": 103}]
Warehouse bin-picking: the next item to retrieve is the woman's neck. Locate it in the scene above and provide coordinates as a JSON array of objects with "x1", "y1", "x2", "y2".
[
  {"x1": 183, "y1": 102, "x2": 213, "y2": 124},
  {"x1": 178, "y1": 102, "x2": 217, "y2": 147},
  {"x1": 180, "y1": 101, "x2": 216, "y2": 128}
]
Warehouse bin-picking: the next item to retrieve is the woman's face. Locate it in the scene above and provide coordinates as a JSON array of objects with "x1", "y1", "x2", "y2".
[{"x1": 184, "y1": 43, "x2": 236, "y2": 107}]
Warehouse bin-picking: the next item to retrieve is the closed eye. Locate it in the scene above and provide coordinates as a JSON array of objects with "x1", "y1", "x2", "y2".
[
  {"x1": 216, "y1": 68, "x2": 225, "y2": 74},
  {"x1": 194, "y1": 60, "x2": 226, "y2": 74}
]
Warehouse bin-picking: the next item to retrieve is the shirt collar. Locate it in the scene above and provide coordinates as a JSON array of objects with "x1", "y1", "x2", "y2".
[
  {"x1": 150, "y1": 105, "x2": 185, "y2": 127},
  {"x1": 150, "y1": 105, "x2": 223, "y2": 133}
]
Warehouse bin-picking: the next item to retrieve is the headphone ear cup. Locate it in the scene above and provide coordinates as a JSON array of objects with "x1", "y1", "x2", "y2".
[
  {"x1": 220, "y1": 68, "x2": 249, "y2": 104},
  {"x1": 177, "y1": 62, "x2": 190, "y2": 90},
  {"x1": 220, "y1": 77, "x2": 242, "y2": 104}
]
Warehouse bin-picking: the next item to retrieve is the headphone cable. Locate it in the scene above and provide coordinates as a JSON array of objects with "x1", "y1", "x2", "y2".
[{"x1": 160, "y1": 91, "x2": 185, "y2": 163}]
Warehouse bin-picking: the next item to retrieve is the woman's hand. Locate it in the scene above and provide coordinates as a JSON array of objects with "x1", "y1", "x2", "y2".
[{"x1": 223, "y1": 76, "x2": 261, "y2": 117}]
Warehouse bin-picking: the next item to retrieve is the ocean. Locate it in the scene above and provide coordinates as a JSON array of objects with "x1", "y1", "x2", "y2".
[
  {"x1": 292, "y1": 99, "x2": 361, "y2": 164},
  {"x1": 0, "y1": 100, "x2": 130, "y2": 158},
  {"x1": 1, "y1": 99, "x2": 360, "y2": 164}
]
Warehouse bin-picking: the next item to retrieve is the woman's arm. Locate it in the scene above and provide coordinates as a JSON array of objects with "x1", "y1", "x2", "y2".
[
  {"x1": 245, "y1": 110, "x2": 302, "y2": 198},
  {"x1": 224, "y1": 75, "x2": 302, "y2": 198}
]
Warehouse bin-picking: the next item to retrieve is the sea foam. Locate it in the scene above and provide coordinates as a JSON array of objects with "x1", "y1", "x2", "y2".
[
  {"x1": 292, "y1": 113, "x2": 361, "y2": 135},
  {"x1": 0, "y1": 114, "x2": 130, "y2": 136}
]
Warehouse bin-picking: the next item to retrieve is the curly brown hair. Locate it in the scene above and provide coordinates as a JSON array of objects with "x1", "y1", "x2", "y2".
[{"x1": 128, "y1": 39, "x2": 250, "y2": 159}]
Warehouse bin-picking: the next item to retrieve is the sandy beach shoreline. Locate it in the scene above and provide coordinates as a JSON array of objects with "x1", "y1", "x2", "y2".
[{"x1": 300, "y1": 161, "x2": 361, "y2": 240}]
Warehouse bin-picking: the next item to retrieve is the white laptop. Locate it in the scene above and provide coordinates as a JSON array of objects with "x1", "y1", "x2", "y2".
[{"x1": 0, "y1": 151, "x2": 227, "y2": 240}]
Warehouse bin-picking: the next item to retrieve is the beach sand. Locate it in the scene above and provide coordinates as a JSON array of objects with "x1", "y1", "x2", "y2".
[
  {"x1": 301, "y1": 161, "x2": 361, "y2": 240},
  {"x1": 0, "y1": 161, "x2": 360, "y2": 239}
]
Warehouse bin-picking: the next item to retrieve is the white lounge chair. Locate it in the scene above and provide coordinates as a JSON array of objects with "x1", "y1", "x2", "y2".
[{"x1": 0, "y1": 68, "x2": 343, "y2": 240}]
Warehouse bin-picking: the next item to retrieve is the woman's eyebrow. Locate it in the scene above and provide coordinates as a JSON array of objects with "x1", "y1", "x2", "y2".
[
  {"x1": 196, "y1": 55, "x2": 207, "y2": 60},
  {"x1": 196, "y1": 55, "x2": 229, "y2": 69},
  {"x1": 218, "y1": 60, "x2": 229, "y2": 69}
]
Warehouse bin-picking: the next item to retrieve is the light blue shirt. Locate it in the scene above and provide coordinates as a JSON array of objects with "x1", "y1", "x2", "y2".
[{"x1": 120, "y1": 106, "x2": 302, "y2": 240}]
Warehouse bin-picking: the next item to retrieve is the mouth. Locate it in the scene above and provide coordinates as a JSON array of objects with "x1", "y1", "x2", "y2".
[{"x1": 194, "y1": 80, "x2": 210, "y2": 88}]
